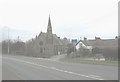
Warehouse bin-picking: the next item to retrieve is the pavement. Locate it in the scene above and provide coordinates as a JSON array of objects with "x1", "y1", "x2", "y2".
[{"x1": 2, "y1": 54, "x2": 118, "y2": 80}]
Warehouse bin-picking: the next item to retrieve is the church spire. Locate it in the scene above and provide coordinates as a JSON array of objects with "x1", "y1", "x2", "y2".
[{"x1": 47, "y1": 15, "x2": 52, "y2": 34}]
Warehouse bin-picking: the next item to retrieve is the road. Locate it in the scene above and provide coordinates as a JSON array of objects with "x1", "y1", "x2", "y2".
[{"x1": 2, "y1": 55, "x2": 118, "y2": 80}]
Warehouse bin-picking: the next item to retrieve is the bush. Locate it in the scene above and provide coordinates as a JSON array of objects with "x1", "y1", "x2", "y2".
[
  {"x1": 92, "y1": 47, "x2": 102, "y2": 54},
  {"x1": 76, "y1": 47, "x2": 90, "y2": 57},
  {"x1": 103, "y1": 46, "x2": 118, "y2": 60},
  {"x1": 67, "y1": 43, "x2": 75, "y2": 55}
]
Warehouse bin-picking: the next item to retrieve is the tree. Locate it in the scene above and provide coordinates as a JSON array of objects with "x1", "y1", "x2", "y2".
[
  {"x1": 2, "y1": 39, "x2": 26, "y2": 55},
  {"x1": 2, "y1": 40, "x2": 8, "y2": 54},
  {"x1": 2, "y1": 40, "x2": 13, "y2": 54},
  {"x1": 92, "y1": 47, "x2": 103, "y2": 59},
  {"x1": 82, "y1": 48, "x2": 90, "y2": 57},
  {"x1": 78, "y1": 47, "x2": 90, "y2": 57},
  {"x1": 92, "y1": 47, "x2": 102, "y2": 54},
  {"x1": 11, "y1": 41, "x2": 25, "y2": 55},
  {"x1": 67, "y1": 43, "x2": 74, "y2": 55},
  {"x1": 25, "y1": 40, "x2": 35, "y2": 57},
  {"x1": 103, "y1": 46, "x2": 118, "y2": 60}
]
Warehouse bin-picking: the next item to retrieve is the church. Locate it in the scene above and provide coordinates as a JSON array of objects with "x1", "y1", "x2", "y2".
[{"x1": 26, "y1": 16, "x2": 69, "y2": 58}]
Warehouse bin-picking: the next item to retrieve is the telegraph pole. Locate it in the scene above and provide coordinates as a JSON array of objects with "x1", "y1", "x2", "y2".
[{"x1": 8, "y1": 27, "x2": 9, "y2": 54}]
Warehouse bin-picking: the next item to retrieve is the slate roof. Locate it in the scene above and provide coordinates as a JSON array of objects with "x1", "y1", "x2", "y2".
[
  {"x1": 76, "y1": 39, "x2": 118, "y2": 48},
  {"x1": 52, "y1": 34, "x2": 63, "y2": 45},
  {"x1": 37, "y1": 32, "x2": 63, "y2": 45}
]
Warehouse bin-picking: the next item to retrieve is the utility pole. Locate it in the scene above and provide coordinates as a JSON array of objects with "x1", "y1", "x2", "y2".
[{"x1": 7, "y1": 27, "x2": 9, "y2": 54}]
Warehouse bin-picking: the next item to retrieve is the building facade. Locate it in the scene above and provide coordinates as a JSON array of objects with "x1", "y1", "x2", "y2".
[{"x1": 26, "y1": 16, "x2": 69, "y2": 58}]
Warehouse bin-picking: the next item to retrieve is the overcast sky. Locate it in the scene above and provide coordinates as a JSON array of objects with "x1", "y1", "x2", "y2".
[{"x1": 0, "y1": 0, "x2": 118, "y2": 42}]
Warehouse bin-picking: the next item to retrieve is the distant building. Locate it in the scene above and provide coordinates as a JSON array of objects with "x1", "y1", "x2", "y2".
[
  {"x1": 75, "y1": 36, "x2": 118, "y2": 59},
  {"x1": 26, "y1": 16, "x2": 70, "y2": 58},
  {"x1": 76, "y1": 36, "x2": 118, "y2": 50}
]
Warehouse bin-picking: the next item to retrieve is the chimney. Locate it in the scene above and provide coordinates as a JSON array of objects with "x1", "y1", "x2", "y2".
[
  {"x1": 95, "y1": 36, "x2": 101, "y2": 40},
  {"x1": 84, "y1": 37, "x2": 87, "y2": 41},
  {"x1": 115, "y1": 36, "x2": 118, "y2": 39}
]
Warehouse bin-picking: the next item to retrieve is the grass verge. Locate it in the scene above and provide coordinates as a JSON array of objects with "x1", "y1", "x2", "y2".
[{"x1": 60, "y1": 56, "x2": 118, "y2": 66}]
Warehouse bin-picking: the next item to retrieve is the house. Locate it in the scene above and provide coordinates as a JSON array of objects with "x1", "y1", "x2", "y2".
[
  {"x1": 76, "y1": 36, "x2": 118, "y2": 50},
  {"x1": 75, "y1": 37, "x2": 92, "y2": 50},
  {"x1": 75, "y1": 36, "x2": 118, "y2": 60}
]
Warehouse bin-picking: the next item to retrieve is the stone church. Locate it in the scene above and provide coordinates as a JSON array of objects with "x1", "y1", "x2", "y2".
[{"x1": 29, "y1": 16, "x2": 69, "y2": 58}]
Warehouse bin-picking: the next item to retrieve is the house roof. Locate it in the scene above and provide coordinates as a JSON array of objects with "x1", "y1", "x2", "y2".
[{"x1": 76, "y1": 39, "x2": 118, "y2": 48}]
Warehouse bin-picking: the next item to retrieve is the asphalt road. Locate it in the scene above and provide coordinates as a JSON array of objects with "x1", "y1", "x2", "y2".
[{"x1": 2, "y1": 55, "x2": 118, "y2": 80}]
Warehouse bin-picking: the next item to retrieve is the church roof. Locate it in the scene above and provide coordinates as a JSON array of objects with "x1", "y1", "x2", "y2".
[
  {"x1": 37, "y1": 32, "x2": 63, "y2": 45},
  {"x1": 52, "y1": 34, "x2": 63, "y2": 45}
]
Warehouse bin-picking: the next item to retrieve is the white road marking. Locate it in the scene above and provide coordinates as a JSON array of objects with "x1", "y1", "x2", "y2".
[
  {"x1": 3, "y1": 57, "x2": 104, "y2": 80},
  {"x1": 88, "y1": 75, "x2": 101, "y2": 77}
]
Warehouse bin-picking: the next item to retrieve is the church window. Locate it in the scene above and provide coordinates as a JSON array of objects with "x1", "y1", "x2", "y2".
[{"x1": 40, "y1": 48, "x2": 43, "y2": 53}]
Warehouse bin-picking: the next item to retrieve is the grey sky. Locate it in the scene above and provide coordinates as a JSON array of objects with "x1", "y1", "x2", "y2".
[{"x1": 0, "y1": 0, "x2": 118, "y2": 42}]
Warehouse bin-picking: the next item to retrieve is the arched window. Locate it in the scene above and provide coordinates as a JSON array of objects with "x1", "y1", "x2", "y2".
[{"x1": 40, "y1": 48, "x2": 43, "y2": 53}]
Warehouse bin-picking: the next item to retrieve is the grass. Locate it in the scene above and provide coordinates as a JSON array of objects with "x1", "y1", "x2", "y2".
[{"x1": 60, "y1": 56, "x2": 118, "y2": 66}]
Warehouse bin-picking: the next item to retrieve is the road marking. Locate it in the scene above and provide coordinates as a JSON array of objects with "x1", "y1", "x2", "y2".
[
  {"x1": 3, "y1": 57, "x2": 104, "y2": 80},
  {"x1": 88, "y1": 75, "x2": 101, "y2": 77}
]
